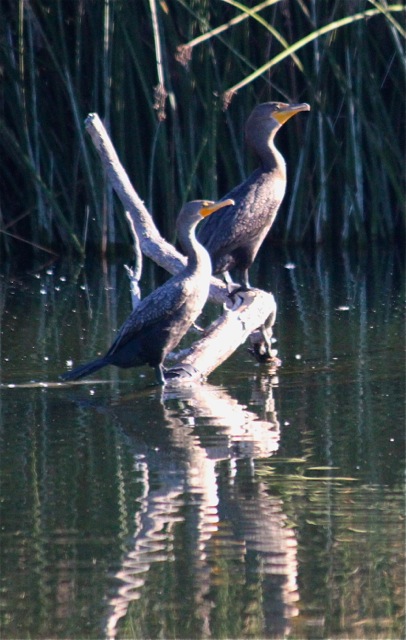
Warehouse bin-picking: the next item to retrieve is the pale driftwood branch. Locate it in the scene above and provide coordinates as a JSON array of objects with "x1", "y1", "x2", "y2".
[
  {"x1": 124, "y1": 211, "x2": 143, "y2": 282},
  {"x1": 84, "y1": 112, "x2": 278, "y2": 382},
  {"x1": 170, "y1": 289, "x2": 277, "y2": 379},
  {"x1": 124, "y1": 211, "x2": 143, "y2": 308},
  {"x1": 85, "y1": 113, "x2": 228, "y2": 305}
]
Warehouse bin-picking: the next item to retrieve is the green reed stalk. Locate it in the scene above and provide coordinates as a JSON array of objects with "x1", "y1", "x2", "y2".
[{"x1": 222, "y1": 4, "x2": 405, "y2": 99}]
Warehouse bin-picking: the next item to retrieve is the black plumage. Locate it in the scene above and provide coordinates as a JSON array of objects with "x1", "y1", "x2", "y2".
[
  {"x1": 60, "y1": 198, "x2": 233, "y2": 385},
  {"x1": 198, "y1": 101, "x2": 310, "y2": 288}
]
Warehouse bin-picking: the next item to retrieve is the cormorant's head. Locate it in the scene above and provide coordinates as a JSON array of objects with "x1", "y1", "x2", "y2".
[
  {"x1": 246, "y1": 101, "x2": 310, "y2": 142},
  {"x1": 178, "y1": 199, "x2": 235, "y2": 226}
]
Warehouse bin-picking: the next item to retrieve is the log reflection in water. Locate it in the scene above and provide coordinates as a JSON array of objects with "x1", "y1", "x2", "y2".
[{"x1": 104, "y1": 379, "x2": 298, "y2": 638}]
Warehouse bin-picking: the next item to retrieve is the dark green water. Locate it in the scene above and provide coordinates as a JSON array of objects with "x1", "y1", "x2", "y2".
[{"x1": 0, "y1": 245, "x2": 404, "y2": 639}]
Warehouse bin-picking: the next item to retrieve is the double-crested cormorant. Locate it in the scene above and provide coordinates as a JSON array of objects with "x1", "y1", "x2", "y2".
[
  {"x1": 60, "y1": 198, "x2": 234, "y2": 385},
  {"x1": 198, "y1": 101, "x2": 310, "y2": 289}
]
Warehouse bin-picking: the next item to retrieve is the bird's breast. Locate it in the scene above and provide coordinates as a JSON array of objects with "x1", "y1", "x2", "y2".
[{"x1": 237, "y1": 172, "x2": 286, "y2": 220}]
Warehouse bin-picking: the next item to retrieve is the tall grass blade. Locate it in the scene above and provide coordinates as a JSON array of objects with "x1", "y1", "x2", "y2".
[
  {"x1": 222, "y1": 5, "x2": 405, "y2": 100},
  {"x1": 176, "y1": 0, "x2": 281, "y2": 59}
]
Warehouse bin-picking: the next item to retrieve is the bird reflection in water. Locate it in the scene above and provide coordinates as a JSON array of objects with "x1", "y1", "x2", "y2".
[{"x1": 103, "y1": 378, "x2": 299, "y2": 639}]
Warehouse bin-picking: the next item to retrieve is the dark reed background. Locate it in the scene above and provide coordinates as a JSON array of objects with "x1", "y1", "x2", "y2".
[{"x1": 1, "y1": 0, "x2": 404, "y2": 259}]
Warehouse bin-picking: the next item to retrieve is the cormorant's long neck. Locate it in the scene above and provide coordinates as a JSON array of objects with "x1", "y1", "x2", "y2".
[
  {"x1": 250, "y1": 128, "x2": 286, "y2": 177},
  {"x1": 178, "y1": 221, "x2": 210, "y2": 274}
]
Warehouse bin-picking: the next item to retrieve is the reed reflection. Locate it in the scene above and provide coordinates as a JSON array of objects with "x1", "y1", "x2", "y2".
[{"x1": 104, "y1": 378, "x2": 299, "y2": 639}]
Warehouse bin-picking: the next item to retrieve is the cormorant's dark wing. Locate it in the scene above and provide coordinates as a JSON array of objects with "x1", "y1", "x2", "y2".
[
  {"x1": 106, "y1": 275, "x2": 188, "y2": 356},
  {"x1": 198, "y1": 169, "x2": 281, "y2": 256},
  {"x1": 198, "y1": 176, "x2": 254, "y2": 249}
]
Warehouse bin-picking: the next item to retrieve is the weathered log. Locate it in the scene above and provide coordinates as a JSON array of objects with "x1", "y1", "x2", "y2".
[
  {"x1": 84, "y1": 113, "x2": 278, "y2": 382},
  {"x1": 167, "y1": 288, "x2": 277, "y2": 380}
]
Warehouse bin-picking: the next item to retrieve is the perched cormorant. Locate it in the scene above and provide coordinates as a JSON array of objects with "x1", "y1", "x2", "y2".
[
  {"x1": 60, "y1": 198, "x2": 234, "y2": 385},
  {"x1": 198, "y1": 101, "x2": 310, "y2": 289}
]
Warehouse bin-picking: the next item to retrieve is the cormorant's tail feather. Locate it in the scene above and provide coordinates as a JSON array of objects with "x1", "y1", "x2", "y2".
[{"x1": 60, "y1": 357, "x2": 108, "y2": 381}]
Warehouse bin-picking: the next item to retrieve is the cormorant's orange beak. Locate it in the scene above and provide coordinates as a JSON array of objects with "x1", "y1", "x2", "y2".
[
  {"x1": 273, "y1": 103, "x2": 310, "y2": 125},
  {"x1": 200, "y1": 198, "x2": 235, "y2": 218}
]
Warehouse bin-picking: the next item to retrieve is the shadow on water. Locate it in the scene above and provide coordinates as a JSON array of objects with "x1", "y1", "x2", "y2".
[{"x1": 0, "y1": 243, "x2": 404, "y2": 639}]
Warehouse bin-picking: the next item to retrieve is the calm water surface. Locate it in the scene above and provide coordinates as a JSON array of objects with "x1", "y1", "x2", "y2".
[{"x1": 0, "y1": 245, "x2": 404, "y2": 639}]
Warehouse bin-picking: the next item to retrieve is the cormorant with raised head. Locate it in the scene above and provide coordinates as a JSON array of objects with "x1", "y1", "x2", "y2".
[
  {"x1": 60, "y1": 198, "x2": 233, "y2": 385},
  {"x1": 198, "y1": 101, "x2": 310, "y2": 289}
]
